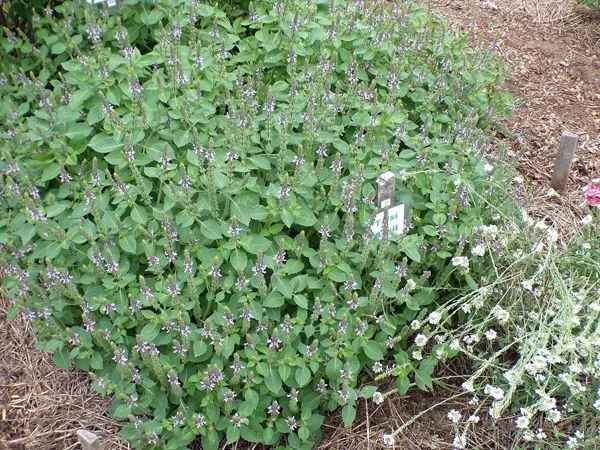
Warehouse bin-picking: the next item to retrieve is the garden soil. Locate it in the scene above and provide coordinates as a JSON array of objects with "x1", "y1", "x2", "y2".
[{"x1": 0, "y1": 1, "x2": 598, "y2": 449}]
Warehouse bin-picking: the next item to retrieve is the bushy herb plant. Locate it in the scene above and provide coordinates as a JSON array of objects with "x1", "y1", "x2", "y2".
[{"x1": 0, "y1": 0, "x2": 513, "y2": 448}]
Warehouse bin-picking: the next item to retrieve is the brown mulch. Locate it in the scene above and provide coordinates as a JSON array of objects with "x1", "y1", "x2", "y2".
[
  {"x1": 1, "y1": 2, "x2": 598, "y2": 450},
  {"x1": 428, "y1": 0, "x2": 600, "y2": 234},
  {"x1": 0, "y1": 296, "x2": 129, "y2": 450}
]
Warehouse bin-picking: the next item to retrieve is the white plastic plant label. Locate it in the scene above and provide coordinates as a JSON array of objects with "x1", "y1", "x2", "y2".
[
  {"x1": 87, "y1": 0, "x2": 116, "y2": 6},
  {"x1": 371, "y1": 204, "x2": 405, "y2": 239}
]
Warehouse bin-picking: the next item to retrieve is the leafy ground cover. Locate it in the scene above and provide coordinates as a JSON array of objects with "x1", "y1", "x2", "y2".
[{"x1": 0, "y1": 0, "x2": 515, "y2": 448}]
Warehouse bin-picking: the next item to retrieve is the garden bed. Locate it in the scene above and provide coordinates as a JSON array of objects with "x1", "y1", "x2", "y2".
[{"x1": 0, "y1": 1, "x2": 598, "y2": 449}]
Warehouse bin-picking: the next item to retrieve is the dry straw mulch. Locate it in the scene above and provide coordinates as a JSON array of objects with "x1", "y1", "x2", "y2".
[{"x1": 0, "y1": 296, "x2": 129, "y2": 450}]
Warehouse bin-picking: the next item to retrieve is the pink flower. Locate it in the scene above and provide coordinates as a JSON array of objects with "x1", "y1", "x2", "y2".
[{"x1": 584, "y1": 184, "x2": 600, "y2": 207}]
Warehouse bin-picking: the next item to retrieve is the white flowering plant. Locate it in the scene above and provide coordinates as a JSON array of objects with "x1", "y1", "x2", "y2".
[
  {"x1": 0, "y1": 0, "x2": 514, "y2": 448},
  {"x1": 380, "y1": 214, "x2": 599, "y2": 449}
]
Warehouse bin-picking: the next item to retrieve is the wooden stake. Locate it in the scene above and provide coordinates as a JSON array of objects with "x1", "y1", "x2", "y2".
[
  {"x1": 77, "y1": 430, "x2": 102, "y2": 450},
  {"x1": 550, "y1": 131, "x2": 578, "y2": 191},
  {"x1": 376, "y1": 171, "x2": 395, "y2": 210}
]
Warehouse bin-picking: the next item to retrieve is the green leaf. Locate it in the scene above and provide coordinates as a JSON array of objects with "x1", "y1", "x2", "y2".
[
  {"x1": 64, "y1": 123, "x2": 93, "y2": 140},
  {"x1": 6, "y1": 306, "x2": 18, "y2": 322},
  {"x1": 295, "y1": 365, "x2": 311, "y2": 387},
  {"x1": 325, "y1": 358, "x2": 343, "y2": 380},
  {"x1": 176, "y1": 210, "x2": 195, "y2": 228},
  {"x1": 248, "y1": 155, "x2": 271, "y2": 170},
  {"x1": 90, "y1": 353, "x2": 103, "y2": 370},
  {"x1": 202, "y1": 429, "x2": 220, "y2": 450},
  {"x1": 193, "y1": 340, "x2": 207, "y2": 357},
  {"x1": 293, "y1": 207, "x2": 317, "y2": 227},
  {"x1": 140, "y1": 322, "x2": 161, "y2": 342},
  {"x1": 359, "y1": 386, "x2": 377, "y2": 398},
  {"x1": 230, "y1": 194, "x2": 256, "y2": 226},
  {"x1": 51, "y1": 42, "x2": 67, "y2": 55},
  {"x1": 119, "y1": 234, "x2": 137, "y2": 254},
  {"x1": 242, "y1": 235, "x2": 271, "y2": 254},
  {"x1": 221, "y1": 335, "x2": 236, "y2": 359},
  {"x1": 238, "y1": 389, "x2": 259, "y2": 416},
  {"x1": 113, "y1": 404, "x2": 131, "y2": 420},
  {"x1": 285, "y1": 259, "x2": 304, "y2": 275},
  {"x1": 139, "y1": 9, "x2": 163, "y2": 25},
  {"x1": 89, "y1": 133, "x2": 121, "y2": 154},
  {"x1": 293, "y1": 294, "x2": 308, "y2": 309},
  {"x1": 197, "y1": 4, "x2": 214, "y2": 16},
  {"x1": 226, "y1": 426, "x2": 240, "y2": 444},
  {"x1": 396, "y1": 375, "x2": 411, "y2": 396},
  {"x1": 230, "y1": 249, "x2": 247, "y2": 271},
  {"x1": 46, "y1": 203, "x2": 68, "y2": 217},
  {"x1": 41, "y1": 163, "x2": 61, "y2": 182},
  {"x1": 200, "y1": 220, "x2": 222, "y2": 240},
  {"x1": 279, "y1": 364, "x2": 291, "y2": 382},
  {"x1": 298, "y1": 426, "x2": 310, "y2": 441},
  {"x1": 341, "y1": 404, "x2": 356, "y2": 427},
  {"x1": 264, "y1": 371, "x2": 282, "y2": 394},
  {"x1": 362, "y1": 340, "x2": 384, "y2": 361},
  {"x1": 327, "y1": 268, "x2": 347, "y2": 283},
  {"x1": 401, "y1": 240, "x2": 421, "y2": 262},
  {"x1": 272, "y1": 274, "x2": 293, "y2": 298},
  {"x1": 52, "y1": 347, "x2": 71, "y2": 369},
  {"x1": 131, "y1": 205, "x2": 147, "y2": 225},
  {"x1": 264, "y1": 291, "x2": 284, "y2": 308}
]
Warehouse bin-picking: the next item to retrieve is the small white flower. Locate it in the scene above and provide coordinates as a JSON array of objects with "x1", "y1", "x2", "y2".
[
  {"x1": 382, "y1": 434, "x2": 395, "y2": 446},
  {"x1": 582, "y1": 242, "x2": 591, "y2": 250},
  {"x1": 447, "y1": 409, "x2": 462, "y2": 423},
  {"x1": 485, "y1": 328, "x2": 497, "y2": 341},
  {"x1": 546, "y1": 187, "x2": 558, "y2": 197},
  {"x1": 513, "y1": 175, "x2": 524, "y2": 184},
  {"x1": 410, "y1": 319, "x2": 421, "y2": 330},
  {"x1": 405, "y1": 279, "x2": 417, "y2": 292},
  {"x1": 468, "y1": 395, "x2": 479, "y2": 405},
  {"x1": 471, "y1": 244, "x2": 485, "y2": 257},
  {"x1": 547, "y1": 408, "x2": 562, "y2": 423},
  {"x1": 581, "y1": 215, "x2": 593, "y2": 226},
  {"x1": 462, "y1": 380, "x2": 475, "y2": 393},
  {"x1": 535, "y1": 429, "x2": 547, "y2": 439},
  {"x1": 449, "y1": 339, "x2": 460, "y2": 351},
  {"x1": 484, "y1": 384, "x2": 505, "y2": 400},
  {"x1": 372, "y1": 391, "x2": 385, "y2": 405},
  {"x1": 467, "y1": 415, "x2": 480, "y2": 423},
  {"x1": 491, "y1": 305, "x2": 510, "y2": 325},
  {"x1": 483, "y1": 163, "x2": 494, "y2": 173},
  {"x1": 451, "y1": 256, "x2": 470, "y2": 272},
  {"x1": 411, "y1": 350, "x2": 422, "y2": 361},
  {"x1": 515, "y1": 414, "x2": 530, "y2": 429},
  {"x1": 522, "y1": 279, "x2": 534, "y2": 291},
  {"x1": 414, "y1": 334, "x2": 428, "y2": 347},
  {"x1": 453, "y1": 434, "x2": 467, "y2": 449},
  {"x1": 523, "y1": 430, "x2": 535, "y2": 441},
  {"x1": 427, "y1": 311, "x2": 442, "y2": 325},
  {"x1": 547, "y1": 227, "x2": 558, "y2": 243}
]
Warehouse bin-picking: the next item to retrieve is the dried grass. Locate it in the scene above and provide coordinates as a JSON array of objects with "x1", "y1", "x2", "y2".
[
  {"x1": 0, "y1": 296, "x2": 129, "y2": 450},
  {"x1": 315, "y1": 378, "x2": 515, "y2": 450},
  {"x1": 502, "y1": 0, "x2": 577, "y2": 23}
]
